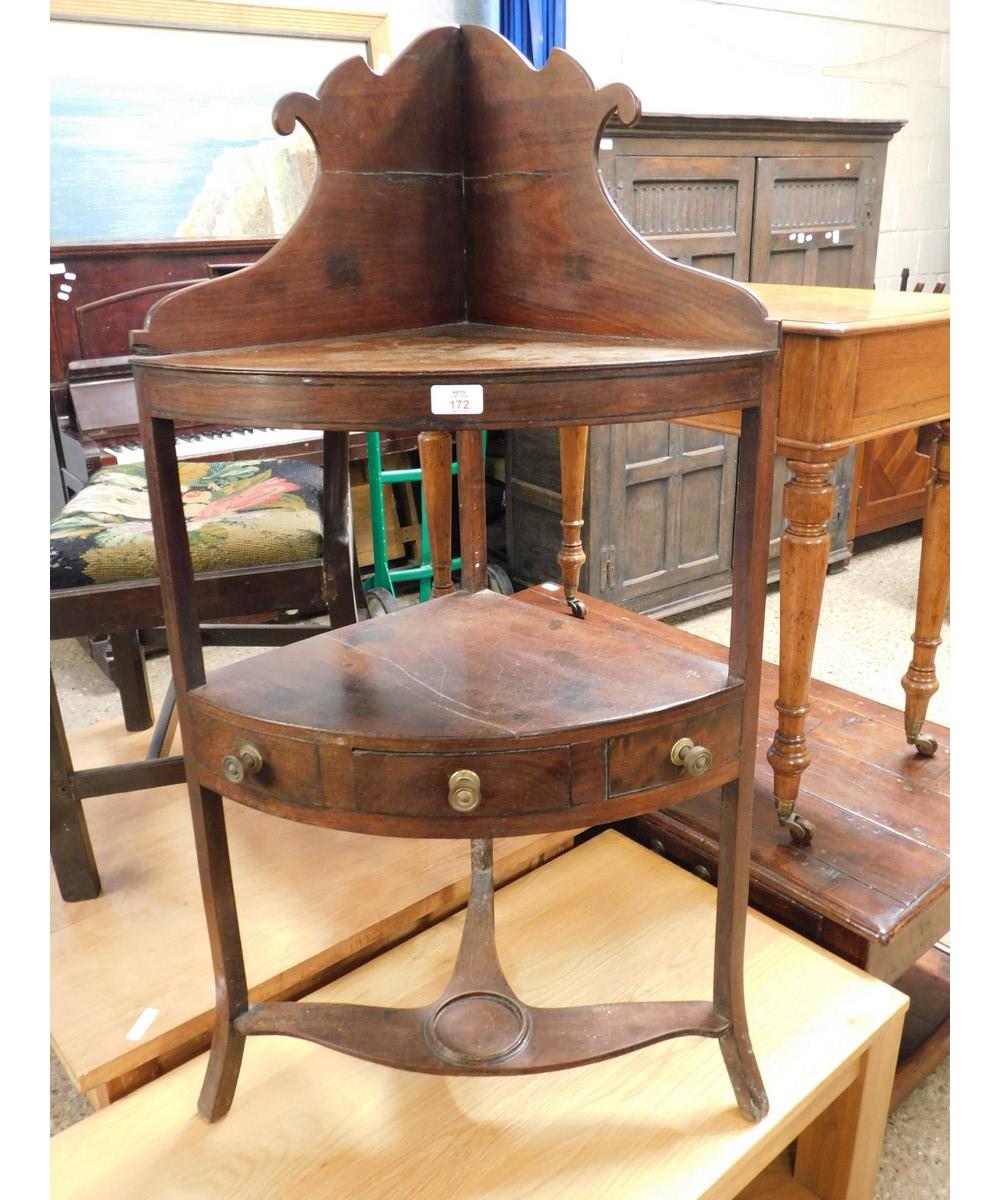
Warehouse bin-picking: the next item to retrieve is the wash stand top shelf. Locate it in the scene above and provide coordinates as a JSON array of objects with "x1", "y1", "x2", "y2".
[{"x1": 139, "y1": 324, "x2": 770, "y2": 379}]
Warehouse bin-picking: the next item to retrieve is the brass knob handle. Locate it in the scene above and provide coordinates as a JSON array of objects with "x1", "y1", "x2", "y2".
[
  {"x1": 222, "y1": 744, "x2": 264, "y2": 784},
  {"x1": 670, "y1": 737, "x2": 712, "y2": 778},
  {"x1": 448, "y1": 769, "x2": 481, "y2": 813}
]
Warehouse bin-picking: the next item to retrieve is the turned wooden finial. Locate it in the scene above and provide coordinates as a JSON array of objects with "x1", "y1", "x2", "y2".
[
  {"x1": 418, "y1": 431, "x2": 455, "y2": 598},
  {"x1": 557, "y1": 426, "x2": 589, "y2": 618}
]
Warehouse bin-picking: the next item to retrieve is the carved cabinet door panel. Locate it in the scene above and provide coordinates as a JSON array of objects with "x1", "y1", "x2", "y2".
[
  {"x1": 750, "y1": 156, "x2": 877, "y2": 287},
  {"x1": 610, "y1": 155, "x2": 755, "y2": 280},
  {"x1": 604, "y1": 420, "x2": 738, "y2": 614}
]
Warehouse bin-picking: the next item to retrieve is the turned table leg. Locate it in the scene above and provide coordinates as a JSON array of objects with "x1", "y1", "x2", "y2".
[
  {"x1": 557, "y1": 425, "x2": 588, "y2": 618},
  {"x1": 901, "y1": 423, "x2": 949, "y2": 757},
  {"x1": 766, "y1": 456, "x2": 840, "y2": 846}
]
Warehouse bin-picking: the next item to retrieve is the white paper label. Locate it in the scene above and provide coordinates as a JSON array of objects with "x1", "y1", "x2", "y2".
[
  {"x1": 49, "y1": 262, "x2": 66, "y2": 275},
  {"x1": 431, "y1": 384, "x2": 483, "y2": 415},
  {"x1": 125, "y1": 1007, "x2": 160, "y2": 1041},
  {"x1": 599, "y1": 137, "x2": 614, "y2": 150},
  {"x1": 832, "y1": 228, "x2": 841, "y2": 244}
]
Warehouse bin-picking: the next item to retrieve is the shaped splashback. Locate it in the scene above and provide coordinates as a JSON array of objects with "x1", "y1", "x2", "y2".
[{"x1": 134, "y1": 26, "x2": 775, "y2": 356}]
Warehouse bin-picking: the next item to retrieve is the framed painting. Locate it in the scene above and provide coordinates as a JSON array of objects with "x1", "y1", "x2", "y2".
[{"x1": 50, "y1": 2, "x2": 392, "y2": 244}]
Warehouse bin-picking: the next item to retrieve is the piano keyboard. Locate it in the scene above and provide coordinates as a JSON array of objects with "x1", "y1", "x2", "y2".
[{"x1": 105, "y1": 427, "x2": 322, "y2": 466}]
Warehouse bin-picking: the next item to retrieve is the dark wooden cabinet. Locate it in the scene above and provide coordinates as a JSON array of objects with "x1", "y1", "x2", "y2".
[
  {"x1": 507, "y1": 115, "x2": 902, "y2": 615},
  {"x1": 507, "y1": 422, "x2": 856, "y2": 618},
  {"x1": 749, "y1": 154, "x2": 878, "y2": 286},
  {"x1": 611, "y1": 154, "x2": 755, "y2": 278}
]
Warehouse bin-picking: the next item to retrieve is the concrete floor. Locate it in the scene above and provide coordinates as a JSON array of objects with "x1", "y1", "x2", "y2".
[{"x1": 50, "y1": 523, "x2": 949, "y2": 1197}]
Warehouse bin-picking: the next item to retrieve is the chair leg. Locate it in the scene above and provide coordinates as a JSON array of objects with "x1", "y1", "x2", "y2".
[
  {"x1": 190, "y1": 785, "x2": 248, "y2": 1122},
  {"x1": 322, "y1": 430, "x2": 361, "y2": 629},
  {"x1": 713, "y1": 778, "x2": 768, "y2": 1122},
  {"x1": 109, "y1": 630, "x2": 154, "y2": 731},
  {"x1": 145, "y1": 678, "x2": 178, "y2": 760},
  {"x1": 50, "y1": 674, "x2": 101, "y2": 901}
]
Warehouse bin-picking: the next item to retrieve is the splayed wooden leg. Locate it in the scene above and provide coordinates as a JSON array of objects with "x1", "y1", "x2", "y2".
[
  {"x1": 191, "y1": 786, "x2": 248, "y2": 1122},
  {"x1": 714, "y1": 779, "x2": 768, "y2": 1121}
]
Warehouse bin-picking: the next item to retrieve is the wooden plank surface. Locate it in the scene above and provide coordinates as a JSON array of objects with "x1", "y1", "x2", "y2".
[
  {"x1": 52, "y1": 721, "x2": 572, "y2": 1099},
  {"x1": 646, "y1": 624, "x2": 949, "y2": 947},
  {"x1": 51, "y1": 832, "x2": 906, "y2": 1200}
]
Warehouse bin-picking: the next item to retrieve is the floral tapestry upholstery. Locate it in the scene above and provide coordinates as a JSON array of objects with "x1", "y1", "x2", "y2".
[{"x1": 50, "y1": 458, "x2": 323, "y2": 590}]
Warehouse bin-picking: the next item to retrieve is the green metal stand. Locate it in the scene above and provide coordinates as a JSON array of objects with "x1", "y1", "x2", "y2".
[{"x1": 364, "y1": 432, "x2": 486, "y2": 602}]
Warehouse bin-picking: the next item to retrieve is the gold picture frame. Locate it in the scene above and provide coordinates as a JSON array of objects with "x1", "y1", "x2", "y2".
[{"x1": 51, "y1": 2, "x2": 392, "y2": 67}]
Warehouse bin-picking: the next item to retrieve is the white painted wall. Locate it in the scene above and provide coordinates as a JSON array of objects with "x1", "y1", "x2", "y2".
[
  {"x1": 566, "y1": 0, "x2": 949, "y2": 289},
  {"x1": 259, "y1": 0, "x2": 499, "y2": 62},
  {"x1": 241, "y1": 1, "x2": 948, "y2": 288}
]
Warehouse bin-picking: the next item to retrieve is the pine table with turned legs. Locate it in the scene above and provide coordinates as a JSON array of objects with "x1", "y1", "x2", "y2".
[
  {"x1": 678, "y1": 283, "x2": 949, "y2": 843},
  {"x1": 638, "y1": 283, "x2": 948, "y2": 1108}
]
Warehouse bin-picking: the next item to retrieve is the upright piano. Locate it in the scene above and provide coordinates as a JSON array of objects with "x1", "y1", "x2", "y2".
[{"x1": 50, "y1": 240, "x2": 417, "y2": 501}]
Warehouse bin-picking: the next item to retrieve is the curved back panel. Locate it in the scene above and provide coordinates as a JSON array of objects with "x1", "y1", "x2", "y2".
[
  {"x1": 136, "y1": 26, "x2": 776, "y2": 357},
  {"x1": 461, "y1": 28, "x2": 772, "y2": 347},
  {"x1": 135, "y1": 27, "x2": 465, "y2": 355}
]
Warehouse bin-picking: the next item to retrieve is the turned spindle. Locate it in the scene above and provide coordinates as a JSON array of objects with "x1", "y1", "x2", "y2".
[
  {"x1": 901, "y1": 422, "x2": 949, "y2": 757},
  {"x1": 557, "y1": 425, "x2": 589, "y2": 617},
  {"x1": 418, "y1": 431, "x2": 455, "y2": 598},
  {"x1": 766, "y1": 456, "x2": 839, "y2": 845},
  {"x1": 457, "y1": 430, "x2": 488, "y2": 593}
]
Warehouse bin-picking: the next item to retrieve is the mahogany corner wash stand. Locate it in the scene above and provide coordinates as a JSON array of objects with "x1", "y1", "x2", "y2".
[{"x1": 134, "y1": 26, "x2": 780, "y2": 1124}]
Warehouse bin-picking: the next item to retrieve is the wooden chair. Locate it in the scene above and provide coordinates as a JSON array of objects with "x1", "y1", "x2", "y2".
[
  {"x1": 900, "y1": 267, "x2": 946, "y2": 293},
  {"x1": 135, "y1": 27, "x2": 781, "y2": 1124},
  {"x1": 49, "y1": 479, "x2": 359, "y2": 901},
  {"x1": 50, "y1": 281, "x2": 394, "y2": 903}
]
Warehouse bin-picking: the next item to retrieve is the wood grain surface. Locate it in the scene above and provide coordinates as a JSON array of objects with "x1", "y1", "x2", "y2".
[
  {"x1": 752, "y1": 284, "x2": 949, "y2": 336},
  {"x1": 135, "y1": 27, "x2": 777, "y2": 360},
  {"x1": 51, "y1": 720, "x2": 572, "y2": 1099},
  {"x1": 51, "y1": 833, "x2": 907, "y2": 1200},
  {"x1": 624, "y1": 624, "x2": 949, "y2": 949},
  {"x1": 190, "y1": 588, "x2": 733, "y2": 743},
  {"x1": 185, "y1": 588, "x2": 745, "y2": 837}
]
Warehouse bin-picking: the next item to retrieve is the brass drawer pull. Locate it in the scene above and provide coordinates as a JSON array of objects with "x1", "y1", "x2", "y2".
[
  {"x1": 222, "y1": 744, "x2": 264, "y2": 784},
  {"x1": 448, "y1": 769, "x2": 481, "y2": 813},
  {"x1": 670, "y1": 737, "x2": 713, "y2": 778}
]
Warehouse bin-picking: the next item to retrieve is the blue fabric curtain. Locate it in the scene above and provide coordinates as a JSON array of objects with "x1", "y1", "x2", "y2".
[{"x1": 500, "y1": 0, "x2": 566, "y2": 67}]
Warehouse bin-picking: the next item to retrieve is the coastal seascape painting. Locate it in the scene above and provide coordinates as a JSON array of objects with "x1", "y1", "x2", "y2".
[{"x1": 50, "y1": 20, "x2": 362, "y2": 243}]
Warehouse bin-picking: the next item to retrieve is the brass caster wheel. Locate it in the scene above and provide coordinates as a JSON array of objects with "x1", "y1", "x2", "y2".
[
  {"x1": 365, "y1": 587, "x2": 399, "y2": 618},
  {"x1": 567, "y1": 597, "x2": 587, "y2": 619},
  {"x1": 913, "y1": 732, "x2": 938, "y2": 758},
  {"x1": 781, "y1": 813, "x2": 814, "y2": 846}
]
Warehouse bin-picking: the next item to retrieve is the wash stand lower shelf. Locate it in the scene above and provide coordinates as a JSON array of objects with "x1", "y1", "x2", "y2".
[{"x1": 51, "y1": 833, "x2": 907, "y2": 1200}]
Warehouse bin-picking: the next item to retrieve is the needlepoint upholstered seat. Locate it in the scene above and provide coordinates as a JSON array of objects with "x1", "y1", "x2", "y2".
[{"x1": 49, "y1": 458, "x2": 323, "y2": 589}]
